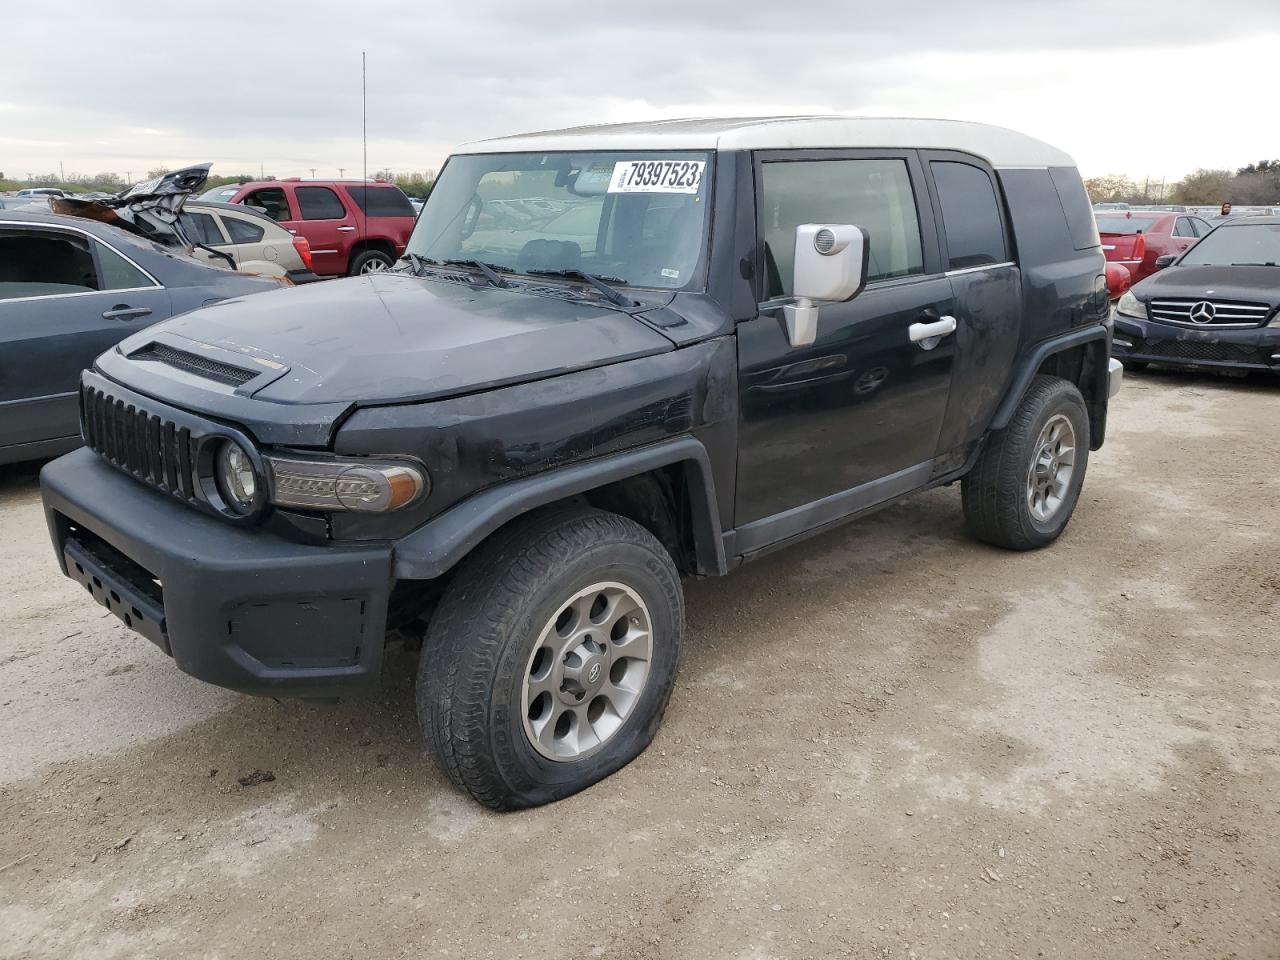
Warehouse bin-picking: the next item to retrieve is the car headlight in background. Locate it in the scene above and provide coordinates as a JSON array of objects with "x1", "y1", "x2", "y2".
[
  {"x1": 215, "y1": 440, "x2": 258, "y2": 514},
  {"x1": 1115, "y1": 291, "x2": 1146, "y2": 320},
  {"x1": 266, "y1": 455, "x2": 427, "y2": 513}
]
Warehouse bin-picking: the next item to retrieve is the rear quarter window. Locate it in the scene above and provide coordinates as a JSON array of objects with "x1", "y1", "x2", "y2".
[
  {"x1": 997, "y1": 168, "x2": 1079, "y2": 266},
  {"x1": 1049, "y1": 167, "x2": 1100, "y2": 251},
  {"x1": 345, "y1": 186, "x2": 415, "y2": 218}
]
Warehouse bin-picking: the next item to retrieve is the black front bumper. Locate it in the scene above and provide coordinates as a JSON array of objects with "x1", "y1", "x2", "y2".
[
  {"x1": 1112, "y1": 314, "x2": 1280, "y2": 373},
  {"x1": 42, "y1": 448, "x2": 394, "y2": 697}
]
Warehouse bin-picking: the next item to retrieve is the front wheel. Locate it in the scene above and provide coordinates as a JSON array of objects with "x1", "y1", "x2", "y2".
[
  {"x1": 961, "y1": 375, "x2": 1090, "y2": 551},
  {"x1": 417, "y1": 506, "x2": 683, "y2": 809}
]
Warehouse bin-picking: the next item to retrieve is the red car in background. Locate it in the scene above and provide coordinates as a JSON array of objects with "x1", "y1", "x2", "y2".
[
  {"x1": 198, "y1": 179, "x2": 418, "y2": 277},
  {"x1": 1095, "y1": 210, "x2": 1213, "y2": 288}
]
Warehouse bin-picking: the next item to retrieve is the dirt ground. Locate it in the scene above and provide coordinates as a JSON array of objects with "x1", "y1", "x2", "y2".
[{"x1": 2, "y1": 367, "x2": 1278, "y2": 960}]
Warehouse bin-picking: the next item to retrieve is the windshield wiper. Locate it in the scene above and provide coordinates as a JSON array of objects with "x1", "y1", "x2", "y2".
[
  {"x1": 524, "y1": 268, "x2": 639, "y2": 308},
  {"x1": 1231, "y1": 261, "x2": 1279, "y2": 267},
  {"x1": 443, "y1": 258, "x2": 514, "y2": 288},
  {"x1": 400, "y1": 252, "x2": 427, "y2": 275}
]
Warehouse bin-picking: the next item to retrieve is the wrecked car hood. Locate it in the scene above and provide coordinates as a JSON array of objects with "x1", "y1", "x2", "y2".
[{"x1": 113, "y1": 272, "x2": 676, "y2": 405}]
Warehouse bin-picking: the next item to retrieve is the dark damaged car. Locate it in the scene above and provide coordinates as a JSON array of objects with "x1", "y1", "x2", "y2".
[
  {"x1": 1, "y1": 167, "x2": 284, "y2": 465},
  {"x1": 1111, "y1": 216, "x2": 1280, "y2": 374},
  {"x1": 40, "y1": 118, "x2": 1122, "y2": 809}
]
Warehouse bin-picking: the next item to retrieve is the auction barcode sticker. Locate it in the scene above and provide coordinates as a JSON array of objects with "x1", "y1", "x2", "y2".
[{"x1": 608, "y1": 160, "x2": 705, "y2": 194}]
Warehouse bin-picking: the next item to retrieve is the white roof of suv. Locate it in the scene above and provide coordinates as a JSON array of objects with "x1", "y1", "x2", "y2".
[{"x1": 455, "y1": 116, "x2": 1075, "y2": 170}]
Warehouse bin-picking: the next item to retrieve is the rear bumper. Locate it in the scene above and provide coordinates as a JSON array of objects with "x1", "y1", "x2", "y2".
[
  {"x1": 41, "y1": 448, "x2": 393, "y2": 697},
  {"x1": 1111, "y1": 313, "x2": 1280, "y2": 373}
]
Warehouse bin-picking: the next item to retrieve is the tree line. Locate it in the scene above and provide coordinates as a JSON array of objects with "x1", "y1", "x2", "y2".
[{"x1": 1085, "y1": 161, "x2": 1280, "y2": 206}]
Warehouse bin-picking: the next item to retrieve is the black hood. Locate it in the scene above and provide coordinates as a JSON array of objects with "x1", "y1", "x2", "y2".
[
  {"x1": 114, "y1": 272, "x2": 676, "y2": 405},
  {"x1": 1134, "y1": 264, "x2": 1280, "y2": 306}
]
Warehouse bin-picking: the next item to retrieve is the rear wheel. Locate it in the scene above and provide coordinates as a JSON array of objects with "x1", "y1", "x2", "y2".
[
  {"x1": 417, "y1": 506, "x2": 683, "y2": 809},
  {"x1": 962, "y1": 375, "x2": 1090, "y2": 551},
  {"x1": 349, "y1": 249, "x2": 393, "y2": 275}
]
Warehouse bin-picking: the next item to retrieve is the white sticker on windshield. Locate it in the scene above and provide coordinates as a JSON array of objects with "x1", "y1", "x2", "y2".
[{"x1": 609, "y1": 160, "x2": 705, "y2": 194}]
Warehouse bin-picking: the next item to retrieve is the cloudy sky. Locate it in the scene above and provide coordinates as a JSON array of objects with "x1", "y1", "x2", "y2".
[{"x1": 2, "y1": 0, "x2": 1277, "y2": 184}]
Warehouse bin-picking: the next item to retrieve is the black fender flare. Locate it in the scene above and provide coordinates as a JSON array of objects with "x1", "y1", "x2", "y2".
[
  {"x1": 391, "y1": 436, "x2": 727, "y2": 580},
  {"x1": 989, "y1": 324, "x2": 1110, "y2": 431}
]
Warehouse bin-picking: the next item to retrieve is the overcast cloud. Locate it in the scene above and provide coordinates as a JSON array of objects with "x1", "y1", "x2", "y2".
[{"x1": 2, "y1": 0, "x2": 1277, "y2": 183}]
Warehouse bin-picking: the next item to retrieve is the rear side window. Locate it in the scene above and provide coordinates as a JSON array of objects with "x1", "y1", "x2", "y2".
[
  {"x1": 1192, "y1": 218, "x2": 1213, "y2": 237},
  {"x1": 223, "y1": 216, "x2": 265, "y2": 244},
  {"x1": 1173, "y1": 217, "x2": 1197, "y2": 238},
  {"x1": 345, "y1": 186, "x2": 415, "y2": 217},
  {"x1": 930, "y1": 161, "x2": 1007, "y2": 269},
  {"x1": 96, "y1": 243, "x2": 153, "y2": 290},
  {"x1": 296, "y1": 186, "x2": 347, "y2": 221},
  {"x1": 1049, "y1": 167, "x2": 1100, "y2": 250},
  {"x1": 243, "y1": 187, "x2": 292, "y2": 222},
  {"x1": 760, "y1": 158, "x2": 924, "y2": 297}
]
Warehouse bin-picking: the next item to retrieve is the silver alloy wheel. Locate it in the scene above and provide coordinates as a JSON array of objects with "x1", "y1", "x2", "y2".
[
  {"x1": 521, "y1": 581, "x2": 653, "y2": 762},
  {"x1": 360, "y1": 257, "x2": 389, "y2": 274},
  {"x1": 1026, "y1": 413, "x2": 1076, "y2": 522}
]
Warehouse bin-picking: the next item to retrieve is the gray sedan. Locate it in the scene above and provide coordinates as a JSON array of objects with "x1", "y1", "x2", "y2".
[{"x1": 0, "y1": 210, "x2": 283, "y2": 465}]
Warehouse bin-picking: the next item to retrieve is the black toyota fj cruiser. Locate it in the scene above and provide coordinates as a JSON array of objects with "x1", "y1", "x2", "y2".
[{"x1": 41, "y1": 118, "x2": 1122, "y2": 809}]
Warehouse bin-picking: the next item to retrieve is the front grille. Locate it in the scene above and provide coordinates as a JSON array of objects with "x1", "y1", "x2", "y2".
[
  {"x1": 1148, "y1": 298, "x2": 1273, "y2": 328},
  {"x1": 1140, "y1": 339, "x2": 1270, "y2": 365},
  {"x1": 128, "y1": 342, "x2": 258, "y2": 387},
  {"x1": 81, "y1": 383, "x2": 199, "y2": 501}
]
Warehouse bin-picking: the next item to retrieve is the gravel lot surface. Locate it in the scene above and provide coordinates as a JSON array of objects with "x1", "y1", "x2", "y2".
[{"x1": 2, "y1": 368, "x2": 1278, "y2": 960}]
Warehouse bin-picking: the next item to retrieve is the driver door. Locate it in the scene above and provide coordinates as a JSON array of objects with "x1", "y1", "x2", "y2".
[{"x1": 734, "y1": 150, "x2": 957, "y2": 542}]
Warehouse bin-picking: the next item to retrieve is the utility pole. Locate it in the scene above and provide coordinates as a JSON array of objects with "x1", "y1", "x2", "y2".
[
  {"x1": 60, "y1": 160, "x2": 65, "y2": 182},
  {"x1": 339, "y1": 167, "x2": 345, "y2": 178},
  {"x1": 309, "y1": 168, "x2": 316, "y2": 178}
]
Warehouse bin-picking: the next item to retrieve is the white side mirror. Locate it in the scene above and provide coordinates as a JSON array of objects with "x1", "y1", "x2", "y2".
[{"x1": 782, "y1": 224, "x2": 869, "y2": 347}]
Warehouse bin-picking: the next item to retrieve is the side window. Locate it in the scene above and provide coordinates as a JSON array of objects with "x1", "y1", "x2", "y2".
[
  {"x1": 760, "y1": 158, "x2": 924, "y2": 298},
  {"x1": 296, "y1": 186, "x2": 347, "y2": 221},
  {"x1": 243, "y1": 187, "x2": 292, "y2": 222},
  {"x1": 96, "y1": 243, "x2": 154, "y2": 290},
  {"x1": 1048, "y1": 167, "x2": 1100, "y2": 250},
  {"x1": 223, "y1": 216, "x2": 266, "y2": 244},
  {"x1": 930, "y1": 161, "x2": 1008, "y2": 269},
  {"x1": 1173, "y1": 217, "x2": 1196, "y2": 238},
  {"x1": 179, "y1": 211, "x2": 227, "y2": 246},
  {"x1": 1192, "y1": 218, "x2": 1213, "y2": 237},
  {"x1": 0, "y1": 228, "x2": 99, "y2": 299}
]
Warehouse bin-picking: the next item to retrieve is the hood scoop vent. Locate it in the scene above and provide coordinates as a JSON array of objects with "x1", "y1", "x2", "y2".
[{"x1": 129, "y1": 342, "x2": 259, "y2": 387}]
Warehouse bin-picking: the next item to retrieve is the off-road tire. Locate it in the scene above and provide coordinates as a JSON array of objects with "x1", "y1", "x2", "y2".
[
  {"x1": 417, "y1": 506, "x2": 683, "y2": 810},
  {"x1": 348, "y1": 249, "x2": 393, "y2": 276},
  {"x1": 962, "y1": 375, "x2": 1090, "y2": 551}
]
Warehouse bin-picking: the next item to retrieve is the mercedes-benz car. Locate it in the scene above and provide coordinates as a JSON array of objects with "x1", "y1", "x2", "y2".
[{"x1": 1111, "y1": 216, "x2": 1280, "y2": 374}]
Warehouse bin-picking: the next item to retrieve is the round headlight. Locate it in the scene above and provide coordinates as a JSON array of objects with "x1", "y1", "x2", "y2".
[{"x1": 216, "y1": 440, "x2": 257, "y2": 513}]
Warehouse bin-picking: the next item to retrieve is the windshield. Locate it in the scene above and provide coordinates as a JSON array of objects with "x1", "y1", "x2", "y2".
[
  {"x1": 1096, "y1": 216, "x2": 1160, "y2": 235},
  {"x1": 199, "y1": 186, "x2": 241, "y2": 202},
  {"x1": 405, "y1": 151, "x2": 712, "y2": 290},
  {"x1": 1179, "y1": 222, "x2": 1280, "y2": 266}
]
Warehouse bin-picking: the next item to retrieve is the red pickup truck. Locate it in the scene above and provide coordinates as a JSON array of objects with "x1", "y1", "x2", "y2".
[
  {"x1": 1095, "y1": 210, "x2": 1212, "y2": 287},
  {"x1": 199, "y1": 179, "x2": 418, "y2": 277}
]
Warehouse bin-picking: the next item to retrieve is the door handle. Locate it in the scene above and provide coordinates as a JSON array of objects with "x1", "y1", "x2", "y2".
[
  {"x1": 336, "y1": 225, "x2": 356, "y2": 232},
  {"x1": 909, "y1": 315, "x2": 957, "y2": 344},
  {"x1": 102, "y1": 305, "x2": 152, "y2": 321}
]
